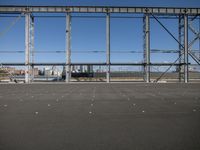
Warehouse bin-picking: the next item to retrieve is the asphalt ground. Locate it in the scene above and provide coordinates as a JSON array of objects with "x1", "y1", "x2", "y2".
[{"x1": 0, "y1": 83, "x2": 200, "y2": 150}]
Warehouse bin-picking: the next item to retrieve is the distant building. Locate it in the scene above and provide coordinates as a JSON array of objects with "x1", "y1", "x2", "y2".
[
  {"x1": 44, "y1": 67, "x2": 61, "y2": 76},
  {"x1": 4, "y1": 67, "x2": 15, "y2": 74},
  {"x1": 44, "y1": 68, "x2": 52, "y2": 76},
  {"x1": 30, "y1": 68, "x2": 39, "y2": 76},
  {"x1": 87, "y1": 65, "x2": 93, "y2": 73},
  {"x1": 71, "y1": 65, "x2": 93, "y2": 73},
  {"x1": 14, "y1": 70, "x2": 21, "y2": 75}
]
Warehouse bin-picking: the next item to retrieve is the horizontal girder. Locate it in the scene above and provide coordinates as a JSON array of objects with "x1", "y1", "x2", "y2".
[
  {"x1": 0, "y1": 63, "x2": 190, "y2": 66},
  {"x1": 0, "y1": 6, "x2": 200, "y2": 15}
]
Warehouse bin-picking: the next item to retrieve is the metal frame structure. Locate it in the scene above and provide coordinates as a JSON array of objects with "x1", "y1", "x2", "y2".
[
  {"x1": 65, "y1": 12, "x2": 71, "y2": 83},
  {"x1": 0, "y1": 6, "x2": 200, "y2": 83},
  {"x1": 178, "y1": 15, "x2": 185, "y2": 82},
  {"x1": 25, "y1": 13, "x2": 34, "y2": 83},
  {"x1": 106, "y1": 13, "x2": 110, "y2": 83},
  {"x1": 143, "y1": 14, "x2": 150, "y2": 82},
  {"x1": 0, "y1": 6, "x2": 200, "y2": 14}
]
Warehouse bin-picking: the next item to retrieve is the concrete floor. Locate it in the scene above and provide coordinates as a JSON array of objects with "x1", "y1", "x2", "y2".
[{"x1": 0, "y1": 83, "x2": 200, "y2": 150}]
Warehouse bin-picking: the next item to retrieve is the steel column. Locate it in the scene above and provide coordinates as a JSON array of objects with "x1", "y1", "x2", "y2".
[
  {"x1": 66, "y1": 13, "x2": 71, "y2": 82},
  {"x1": 184, "y1": 15, "x2": 189, "y2": 83},
  {"x1": 178, "y1": 15, "x2": 184, "y2": 82},
  {"x1": 25, "y1": 13, "x2": 31, "y2": 83},
  {"x1": 30, "y1": 15, "x2": 34, "y2": 82},
  {"x1": 106, "y1": 13, "x2": 110, "y2": 83},
  {"x1": 178, "y1": 16, "x2": 181, "y2": 82},
  {"x1": 145, "y1": 14, "x2": 150, "y2": 83}
]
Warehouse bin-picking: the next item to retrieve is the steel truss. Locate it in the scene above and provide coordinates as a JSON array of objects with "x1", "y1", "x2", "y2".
[
  {"x1": 0, "y1": 6, "x2": 200, "y2": 83},
  {"x1": 0, "y1": 6, "x2": 200, "y2": 14}
]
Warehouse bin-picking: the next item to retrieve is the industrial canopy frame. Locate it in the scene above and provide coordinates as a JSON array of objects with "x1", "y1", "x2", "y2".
[{"x1": 0, "y1": 6, "x2": 200, "y2": 83}]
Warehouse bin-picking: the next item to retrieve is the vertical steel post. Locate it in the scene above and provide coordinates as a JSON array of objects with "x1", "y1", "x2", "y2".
[
  {"x1": 106, "y1": 13, "x2": 110, "y2": 83},
  {"x1": 143, "y1": 16, "x2": 146, "y2": 81},
  {"x1": 184, "y1": 15, "x2": 189, "y2": 83},
  {"x1": 25, "y1": 13, "x2": 30, "y2": 83},
  {"x1": 66, "y1": 13, "x2": 71, "y2": 83},
  {"x1": 145, "y1": 14, "x2": 150, "y2": 83},
  {"x1": 30, "y1": 15, "x2": 34, "y2": 82},
  {"x1": 178, "y1": 16, "x2": 182, "y2": 82},
  {"x1": 178, "y1": 15, "x2": 184, "y2": 82}
]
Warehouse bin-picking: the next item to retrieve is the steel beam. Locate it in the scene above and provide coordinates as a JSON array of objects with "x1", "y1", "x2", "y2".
[
  {"x1": 178, "y1": 15, "x2": 184, "y2": 82},
  {"x1": 66, "y1": 13, "x2": 71, "y2": 83},
  {"x1": 144, "y1": 14, "x2": 150, "y2": 83},
  {"x1": 184, "y1": 15, "x2": 189, "y2": 83},
  {"x1": 30, "y1": 15, "x2": 34, "y2": 82},
  {"x1": 0, "y1": 62, "x2": 187, "y2": 66},
  {"x1": 0, "y1": 6, "x2": 200, "y2": 15},
  {"x1": 106, "y1": 13, "x2": 110, "y2": 83},
  {"x1": 25, "y1": 13, "x2": 31, "y2": 83},
  {"x1": 1, "y1": 49, "x2": 193, "y2": 54}
]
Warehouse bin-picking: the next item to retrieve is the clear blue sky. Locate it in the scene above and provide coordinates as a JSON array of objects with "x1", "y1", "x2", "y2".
[
  {"x1": 0, "y1": 0, "x2": 200, "y2": 7},
  {"x1": 0, "y1": 0, "x2": 200, "y2": 70}
]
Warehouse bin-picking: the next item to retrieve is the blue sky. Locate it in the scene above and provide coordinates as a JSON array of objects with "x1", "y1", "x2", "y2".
[
  {"x1": 1, "y1": 0, "x2": 200, "y2": 7},
  {"x1": 0, "y1": 0, "x2": 200, "y2": 70}
]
